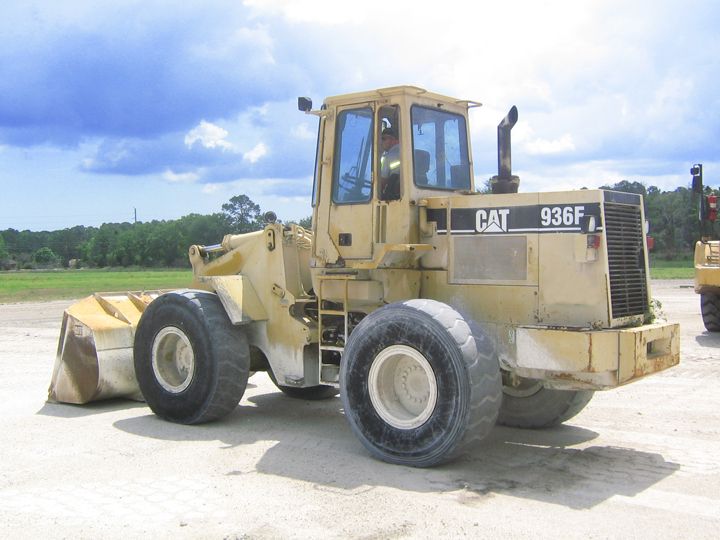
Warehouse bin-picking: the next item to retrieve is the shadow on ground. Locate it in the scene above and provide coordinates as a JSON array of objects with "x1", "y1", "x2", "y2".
[
  {"x1": 109, "y1": 388, "x2": 679, "y2": 510},
  {"x1": 37, "y1": 399, "x2": 147, "y2": 418},
  {"x1": 696, "y1": 331, "x2": 720, "y2": 347},
  {"x1": 35, "y1": 381, "x2": 260, "y2": 418}
]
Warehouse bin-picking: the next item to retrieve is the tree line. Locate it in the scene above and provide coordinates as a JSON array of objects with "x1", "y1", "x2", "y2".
[
  {"x1": 0, "y1": 195, "x2": 309, "y2": 270},
  {"x1": 1, "y1": 183, "x2": 717, "y2": 270}
]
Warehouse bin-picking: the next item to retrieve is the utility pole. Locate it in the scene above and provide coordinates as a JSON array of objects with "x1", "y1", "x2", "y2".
[{"x1": 134, "y1": 208, "x2": 137, "y2": 224}]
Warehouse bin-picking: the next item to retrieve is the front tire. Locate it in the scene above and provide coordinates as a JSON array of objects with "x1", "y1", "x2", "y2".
[
  {"x1": 134, "y1": 290, "x2": 250, "y2": 424},
  {"x1": 701, "y1": 293, "x2": 720, "y2": 332},
  {"x1": 341, "y1": 299, "x2": 501, "y2": 467},
  {"x1": 497, "y1": 376, "x2": 593, "y2": 428}
]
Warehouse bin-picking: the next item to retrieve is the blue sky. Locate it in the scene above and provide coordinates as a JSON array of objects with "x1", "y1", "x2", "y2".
[{"x1": 1, "y1": 0, "x2": 718, "y2": 231}]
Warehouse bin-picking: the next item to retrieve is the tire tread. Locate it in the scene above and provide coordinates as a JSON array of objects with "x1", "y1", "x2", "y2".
[
  {"x1": 497, "y1": 384, "x2": 594, "y2": 429},
  {"x1": 134, "y1": 290, "x2": 249, "y2": 425},
  {"x1": 342, "y1": 299, "x2": 501, "y2": 466},
  {"x1": 701, "y1": 293, "x2": 720, "y2": 332}
]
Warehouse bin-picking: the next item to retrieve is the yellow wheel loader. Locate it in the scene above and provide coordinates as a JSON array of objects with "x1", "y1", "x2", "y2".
[
  {"x1": 691, "y1": 163, "x2": 720, "y2": 332},
  {"x1": 49, "y1": 86, "x2": 680, "y2": 467}
]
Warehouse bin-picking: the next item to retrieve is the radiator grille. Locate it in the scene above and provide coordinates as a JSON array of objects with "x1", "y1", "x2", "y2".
[{"x1": 604, "y1": 202, "x2": 648, "y2": 319}]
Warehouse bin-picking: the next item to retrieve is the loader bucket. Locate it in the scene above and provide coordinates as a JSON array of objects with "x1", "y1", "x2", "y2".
[{"x1": 48, "y1": 291, "x2": 165, "y2": 404}]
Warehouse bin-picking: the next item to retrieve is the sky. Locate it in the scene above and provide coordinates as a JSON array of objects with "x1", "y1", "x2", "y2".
[{"x1": 0, "y1": 0, "x2": 718, "y2": 231}]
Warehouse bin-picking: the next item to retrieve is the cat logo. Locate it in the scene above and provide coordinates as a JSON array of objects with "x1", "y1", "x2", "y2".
[{"x1": 476, "y1": 208, "x2": 510, "y2": 233}]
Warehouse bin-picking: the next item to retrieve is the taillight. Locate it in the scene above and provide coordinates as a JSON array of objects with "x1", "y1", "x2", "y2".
[{"x1": 708, "y1": 195, "x2": 717, "y2": 222}]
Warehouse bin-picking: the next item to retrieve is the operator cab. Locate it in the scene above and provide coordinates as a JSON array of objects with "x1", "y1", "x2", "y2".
[{"x1": 305, "y1": 86, "x2": 477, "y2": 266}]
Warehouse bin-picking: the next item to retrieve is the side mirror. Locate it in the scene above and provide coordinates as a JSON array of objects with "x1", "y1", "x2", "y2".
[
  {"x1": 691, "y1": 163, "x2": 703, "y2": 194},
  {"x1": 298, "y1": 97, "x2": 313, "y2": 112}
]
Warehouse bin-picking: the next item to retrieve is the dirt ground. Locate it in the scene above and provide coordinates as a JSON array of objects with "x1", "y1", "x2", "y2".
[{"x1": 0, "y1": 280, "x2": 718, "y2": 539}]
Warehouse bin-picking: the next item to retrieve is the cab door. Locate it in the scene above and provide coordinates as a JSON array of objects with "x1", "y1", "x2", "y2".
[{"x1": 326, "y1": 105, "x2": 375, "y2": 260}]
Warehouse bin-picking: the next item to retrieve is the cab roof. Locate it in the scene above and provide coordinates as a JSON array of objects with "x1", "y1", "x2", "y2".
[{"x1": 322, "y1": 86, "x2": 481, "y2": 109}]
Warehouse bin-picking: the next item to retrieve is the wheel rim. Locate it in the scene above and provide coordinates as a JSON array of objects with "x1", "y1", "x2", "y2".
[
  {"x1": 151, "y1": 326, "x2": 195, "y2": 393},
  {"x1": 368, "y1": 345, "x2": 437, "y2": 430}
]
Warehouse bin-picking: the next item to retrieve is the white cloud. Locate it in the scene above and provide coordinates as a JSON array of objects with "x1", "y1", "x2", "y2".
[
  {"x1": 192, "y1": 25, "x2": 276, "y2": 65},
  {"x1": 525, "y1": 134, "x2": 576, "y2": 156},
  {"x1": 184, "y1": 121, "x2": 234, "y2": 151},
  {"x1": 163, "y1": 169, "x2": 200, "y2": 183},
  {"x1": 243, "y1": 0, "x2": 365, "y2": 24},
  {"x1": 291, "y1": 123, "x2": 316, "y2": 140},
  {"x1": 202, "y1": 183, "x2": 222, "y2": 194},
  {"x1": 514, "y1": 158, "x2": 693, "y2": 195},
  {"x1": 243, "y1": 142, "x2": 268, "y2": 163}
]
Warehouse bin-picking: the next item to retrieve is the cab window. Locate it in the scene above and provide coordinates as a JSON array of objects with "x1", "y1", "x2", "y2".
[
  {"x1": 378, "y1": 105, "x2": 401, "y2": 201},
  {"x1": 332, "y1": 107, "x2": 373, "y2": 204},
  {"x1": 411, "y1": 106, "x2": 471, "y2": 191}
]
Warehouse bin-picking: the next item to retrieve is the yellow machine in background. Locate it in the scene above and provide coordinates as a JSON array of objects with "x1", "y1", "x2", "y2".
[
  {"x1": 691, "y1": 163, "x2": 720, "y2": 332},
  {"x1": 50, "y1": 86, "x2": 680, "y2": 467},
  {"x1": 695, "y1": 240, "x2": 720, "y2": 331}
]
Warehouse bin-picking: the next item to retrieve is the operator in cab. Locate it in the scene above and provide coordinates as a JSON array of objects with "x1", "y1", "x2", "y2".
[{"x1": 379, "y1": 127, "x2": 401, "y2": 201}]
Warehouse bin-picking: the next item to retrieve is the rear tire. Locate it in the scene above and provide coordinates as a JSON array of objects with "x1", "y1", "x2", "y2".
[
  {"x1": 497, "y1": 376, "x2": 593, "y2": 428},
  {"x1": 701, "y1": 293, "x2": 720, "y2": 332},
  {"x1": 134, "y1": 290, "x2": 250, "y2": 424},
  {"x1": 341, "y1": 299, "x2": 501, "y2": 467}
]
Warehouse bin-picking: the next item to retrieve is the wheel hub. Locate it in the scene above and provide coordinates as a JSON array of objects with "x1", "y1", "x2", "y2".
[
  {"x1": 151, "y1": 326, "x2": 195, "y2": 393},
  {"x1": 368, "y1": 345, "x2": 437, "y2": 429}
]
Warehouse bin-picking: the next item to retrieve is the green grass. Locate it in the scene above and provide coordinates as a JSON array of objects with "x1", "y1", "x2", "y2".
[
  {"x1": 648, "y1": 258, "x2": 694, "y2": 280},
  {"x1": 0, "y1": 260, "x2": 694, "y2": 303},
  {"x1": 0, "y1": 269, "x2": 193, "y2": 303}
]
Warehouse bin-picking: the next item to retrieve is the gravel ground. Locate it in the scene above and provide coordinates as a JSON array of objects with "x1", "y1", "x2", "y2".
[{"x1": 0, "y1": 280, "x2": 718, "y2": 539}]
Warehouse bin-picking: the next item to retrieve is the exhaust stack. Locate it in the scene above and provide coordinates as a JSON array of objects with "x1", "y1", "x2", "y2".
[{"x1": 490, "y1": 106, "x2": 520, "y2": 194}]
